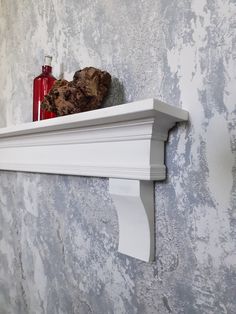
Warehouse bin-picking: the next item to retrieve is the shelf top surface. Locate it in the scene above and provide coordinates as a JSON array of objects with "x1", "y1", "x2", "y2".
[{"x1": 0, "y1": 98, "x2": 188, "y2": 138}]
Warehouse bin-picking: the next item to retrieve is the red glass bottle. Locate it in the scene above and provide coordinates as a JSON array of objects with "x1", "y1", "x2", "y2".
[{"x1": 33, "y1": 56, "x2": 57, "y2": 121}]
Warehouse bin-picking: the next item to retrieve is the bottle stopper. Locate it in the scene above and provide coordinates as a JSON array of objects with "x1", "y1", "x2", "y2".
[{"x1": 44, "y1": 55, "x2": 52, "y2": 66}]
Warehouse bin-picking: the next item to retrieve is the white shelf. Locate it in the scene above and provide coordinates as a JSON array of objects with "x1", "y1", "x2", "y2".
[{"x1": 0, "y1": 98, "x2": 188, "y2": 262}]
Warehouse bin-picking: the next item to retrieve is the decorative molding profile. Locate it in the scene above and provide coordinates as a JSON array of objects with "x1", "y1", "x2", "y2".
[{"x1": 0, "y1": 99, "x2": 188, "y2": 262}]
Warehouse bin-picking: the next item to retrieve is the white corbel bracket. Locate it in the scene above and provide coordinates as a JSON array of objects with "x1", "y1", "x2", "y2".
[
  {"x1": 109, "y1": 179, "x2": 154, "y2": 262},
  {"x1": 0, "y1": 98, "x2": 188, "y2": 262}
]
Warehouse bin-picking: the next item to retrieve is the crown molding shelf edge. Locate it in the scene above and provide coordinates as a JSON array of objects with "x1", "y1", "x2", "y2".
[{"x1": 0, "y1": 98, "x2": 188, "y2": 262}]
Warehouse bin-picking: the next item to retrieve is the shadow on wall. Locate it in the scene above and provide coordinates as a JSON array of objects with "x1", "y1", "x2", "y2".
[
  {"x1": 103, "y1": 77, "x2": 126, "y2": 107},
  {"x1": 164, "y1": 118, "x2": 191, "y2": 180}
]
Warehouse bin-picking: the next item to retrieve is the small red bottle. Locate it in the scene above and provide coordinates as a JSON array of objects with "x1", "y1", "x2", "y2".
[{"x1": 33, "y1": 56, "x2": 57, "y2": 121}]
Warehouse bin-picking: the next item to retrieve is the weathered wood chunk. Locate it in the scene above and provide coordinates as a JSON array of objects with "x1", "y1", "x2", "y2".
[{"x1": 41, "y1": 67, "x2": 111, "y2": 116}]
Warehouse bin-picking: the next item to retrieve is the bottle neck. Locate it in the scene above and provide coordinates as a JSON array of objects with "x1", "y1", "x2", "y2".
[{"x1": 42, "y1": 65, "x2": 52, "y2": 74}]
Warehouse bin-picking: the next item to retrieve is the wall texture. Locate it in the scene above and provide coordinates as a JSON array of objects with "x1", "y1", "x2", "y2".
[{"x1": 0, "y1": 0, "x2": 235, "y2": 313}]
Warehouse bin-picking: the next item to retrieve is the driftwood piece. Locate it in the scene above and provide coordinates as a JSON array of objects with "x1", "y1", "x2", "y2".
[{"x1": 41, "y1": 67, "x2": 111, "y2": 116}]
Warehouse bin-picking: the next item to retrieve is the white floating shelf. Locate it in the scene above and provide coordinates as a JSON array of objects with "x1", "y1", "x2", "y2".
[{"x1": 0, "y1": 98, "x2": 188, "y2": 262}]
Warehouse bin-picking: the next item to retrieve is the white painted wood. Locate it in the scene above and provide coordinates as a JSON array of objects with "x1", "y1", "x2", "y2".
[
  {"x1": 0, "y1": 98, "x2": 188, "y2": 137},
  {"x1": 0, "y1": 98, "x2": 188, "y2": 262},
  {"x1": 0, "y1": 99, "x2": 188, "y2": 180},
  {"x1": 109, "y1": 179, "x2": 154, "y2": 262}
]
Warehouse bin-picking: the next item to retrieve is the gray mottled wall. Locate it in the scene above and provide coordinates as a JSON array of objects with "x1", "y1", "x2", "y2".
[{"x1": 0, "y1": 0, "x2": 235, "y2": 313}]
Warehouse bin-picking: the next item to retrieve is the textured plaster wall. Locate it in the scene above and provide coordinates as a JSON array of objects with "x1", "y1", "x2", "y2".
[{"x1": 0, "y1": 0, "x2": 236, "y2": 313}]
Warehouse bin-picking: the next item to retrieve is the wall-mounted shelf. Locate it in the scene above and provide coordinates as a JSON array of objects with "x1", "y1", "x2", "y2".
[{"x1": 0, "y1": 98, "x2": 188, "y2": 262}]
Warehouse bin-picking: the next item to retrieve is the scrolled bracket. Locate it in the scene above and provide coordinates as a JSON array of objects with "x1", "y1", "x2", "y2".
[{"x1": 109, "y1": 178, "x2": 154, "y2": 262}]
